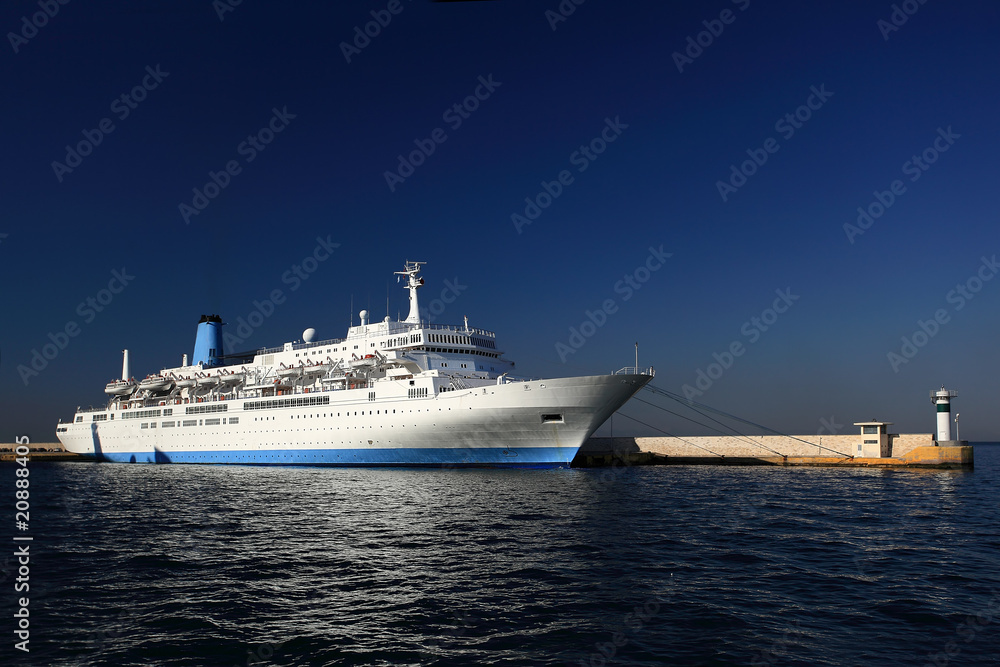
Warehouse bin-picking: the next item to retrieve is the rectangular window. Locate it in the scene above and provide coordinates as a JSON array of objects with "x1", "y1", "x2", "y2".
[
  {"x1": 244, "y1": 395, "x2": 330, "y2": 410},
  {"x1": 182, "y1": 420, "x2": 197, "y2": 427},
  {"x1": 122, "y1": 409, "x2": 162, "y2": 420},
  {"x1": 864, "y1": 439, "x2": 878, "y2": 444},
  {"x1": 229, "y1": 417, "x2": 239, "y2": 424},
  {"x1": 140, "y1": 423, "x2": 148, "y2": 429},
  {"x1": 205, "y1": 418, "x2": 221, "y2": 426},
  {"x1": 862, "y1": 426, "x2": 878, "y2": 434},
  {"x1": 162, "y1": 421, "x2": 175, "y2": 428},
  {"x1": 185, "y1": 404, "x2": 228, "y2": 415}
]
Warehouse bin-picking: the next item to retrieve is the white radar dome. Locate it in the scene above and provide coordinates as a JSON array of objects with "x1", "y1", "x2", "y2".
[{"x1": 302, "y1": 328, "x2": 316, "y2": 343}]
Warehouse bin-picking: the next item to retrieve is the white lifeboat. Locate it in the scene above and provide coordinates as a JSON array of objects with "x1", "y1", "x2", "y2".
[
  {"x1": 174, "y1": 376, "x2": 197, "y2": 389},
  {"x1": 138, "y1": 374, "x2": 173, "y2": 392},
  {"x1": 276, "y1": 364, "x2": 302, "y2": 379},
  {"x1": 302, "y1": 360, "x2": 329, "y2": 376},
  {"x1": 104, "y1": 378, "x2": 136, "y2": 396},
  {"x1": 220, "y1": 370, "x2": 243, "y2": 385},
  {"x1": 197, "y1": 373, "x2": 220, "y2": 388}
]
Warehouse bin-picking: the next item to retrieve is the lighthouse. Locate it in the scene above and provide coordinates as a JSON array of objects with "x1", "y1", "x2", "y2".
[{"x1": 931, "y1": 387, "x2": 959, "y2": 443}]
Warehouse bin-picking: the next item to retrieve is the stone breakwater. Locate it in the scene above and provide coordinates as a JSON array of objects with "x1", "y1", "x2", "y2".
[{"x1": 575, "y1": 435, "x2": 972, "y2": 469}]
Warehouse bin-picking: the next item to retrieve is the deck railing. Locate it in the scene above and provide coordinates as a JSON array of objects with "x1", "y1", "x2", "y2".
[{"x1": 614, "y1": 366, "x2": 655, "y2": 376}]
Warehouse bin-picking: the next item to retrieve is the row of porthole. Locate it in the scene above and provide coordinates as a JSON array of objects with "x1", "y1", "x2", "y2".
[{"x1": 254, "y1": 407, "x2": 456, "y2": 422}]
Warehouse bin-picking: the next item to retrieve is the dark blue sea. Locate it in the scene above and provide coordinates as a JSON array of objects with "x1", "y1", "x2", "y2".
[{"x1": 3, "y1": 445, "x2": 999, "y2": 666}]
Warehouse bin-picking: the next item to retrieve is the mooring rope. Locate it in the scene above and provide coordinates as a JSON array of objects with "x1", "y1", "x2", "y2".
[
  {"x1": 614, "y1": 411, "x2": 726, "y2": 457},
  {"x1": 642, "y1": 383, "x2": 853, "y2": 458},
  {"x1": 631, "y1": 396, "x2": 787, "y2": 457}
]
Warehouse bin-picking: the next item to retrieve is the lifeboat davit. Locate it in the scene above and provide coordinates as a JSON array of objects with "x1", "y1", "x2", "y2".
[{"x1": 104, "y1": 378, "x2": 136, "y2": 396}]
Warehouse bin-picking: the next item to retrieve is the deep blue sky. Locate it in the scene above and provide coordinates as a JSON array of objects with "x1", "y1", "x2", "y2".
[{"x1": 3, "y1": 0, "x2": 999, "y2": 441}]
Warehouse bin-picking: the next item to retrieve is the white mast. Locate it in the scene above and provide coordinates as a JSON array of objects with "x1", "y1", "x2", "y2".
[
  {"x1": 121, "y1": 349, "x2": 130, "y2": 380},
  {"x1": 394, "y1": 261, "x2": 426, "y2": 324}
]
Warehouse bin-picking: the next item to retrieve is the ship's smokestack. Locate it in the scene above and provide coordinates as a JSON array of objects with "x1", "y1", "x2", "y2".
[{"x1": 192, "y1": 314, "x2": 224, "y2": 367}]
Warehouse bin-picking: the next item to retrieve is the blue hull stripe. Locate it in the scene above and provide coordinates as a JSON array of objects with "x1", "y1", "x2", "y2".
[{"x1": 84, "y1": 446, "x2": 577, "y2": 468}]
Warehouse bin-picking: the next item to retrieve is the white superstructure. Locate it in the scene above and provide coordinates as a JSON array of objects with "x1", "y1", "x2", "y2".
[{"x1": 57, "y1": 262, "x2": 653, "y2": 467}]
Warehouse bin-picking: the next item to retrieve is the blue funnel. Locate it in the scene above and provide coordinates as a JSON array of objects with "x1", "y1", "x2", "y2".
[{"x1": 192, "y1": 314, "x2": 224, "y2": 367}]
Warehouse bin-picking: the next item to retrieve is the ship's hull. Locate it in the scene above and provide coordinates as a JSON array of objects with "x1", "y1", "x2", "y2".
[{"x1": 57, "y1": 373, "x2": 651, "y2": 468}]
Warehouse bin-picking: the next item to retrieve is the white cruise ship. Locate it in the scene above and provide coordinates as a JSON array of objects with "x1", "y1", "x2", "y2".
[{"x1": 56, "y1": 262, "x2": 653, "y2": 467}]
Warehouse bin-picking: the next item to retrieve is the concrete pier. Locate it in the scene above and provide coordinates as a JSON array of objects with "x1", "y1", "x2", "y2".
[
  {"x1": 0, "y1": 445, "x2": 86, "y2": 462},
  {"x1": 574, "y1": 435, "x2": 973, "y2": 470}
]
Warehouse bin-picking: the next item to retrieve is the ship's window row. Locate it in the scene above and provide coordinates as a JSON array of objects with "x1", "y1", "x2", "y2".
[
  {"x1": 245, "y1": 395, "x2": 331, "y2": 410},
  {"x1": 185, "y1": 404, "x2": 228, "y2": 415},
  {"x1": 426, "y1": 333, "x2": 496, "y2": 349},
  {"x1": 420, "y1": 346, "x2": 499, "y2": 358},
  {"x1": 122, "y1": 409, "x2": 162, "y2": 420},
  {"x1": 92, "y1": 414, "x2": 108, "y2": 422}
]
